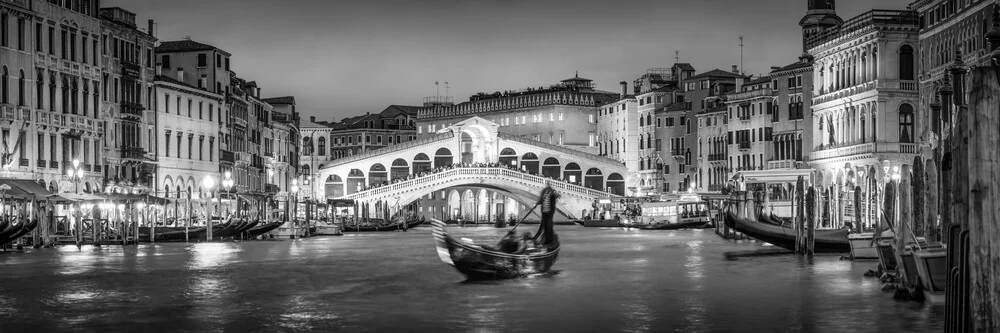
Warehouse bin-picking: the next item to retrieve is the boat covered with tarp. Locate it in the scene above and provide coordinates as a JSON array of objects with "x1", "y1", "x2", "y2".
[
  {"x1": 430, "y1": 217, "x2": 560, "y2": 280},
  {"x1": 342, "y1": 216, "x2": 425, "y2": 232},
  {"x1": 724, "y1": 211, "x2": 850, "y2": 253}
]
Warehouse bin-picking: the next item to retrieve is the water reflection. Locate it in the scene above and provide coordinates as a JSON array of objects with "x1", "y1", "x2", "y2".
[{"x1": 187, "y1": 242, "x2": 240, "y2": 270}]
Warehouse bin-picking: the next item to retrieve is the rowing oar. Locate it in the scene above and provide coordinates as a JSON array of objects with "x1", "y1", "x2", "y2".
[{"x1": 510, "y1": 203, "x2": 540, "y2": 232}]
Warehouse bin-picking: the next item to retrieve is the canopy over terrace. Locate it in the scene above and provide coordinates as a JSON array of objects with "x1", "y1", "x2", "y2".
[{"x1": 0, "y1": 179, "x2": 56, "y2": 200}]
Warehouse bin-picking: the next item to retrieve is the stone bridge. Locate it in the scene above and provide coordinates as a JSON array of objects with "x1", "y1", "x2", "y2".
[{"x1": 314, "y1": 117, "x2": 627, "y2": 219}]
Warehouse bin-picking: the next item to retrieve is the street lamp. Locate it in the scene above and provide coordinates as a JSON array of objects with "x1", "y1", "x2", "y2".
[
  {"x1": 203, "y1": 175, "x2": 216, "y2": 241},
  {"x1": 66, "y1": 159, "x2": 84, "y2": 194},
  {"x1": 222, "y1": 171, "x2": 234, "y2": 218},
  {"x1": 290, "y1": 179, "x2": 300, "y2": 238}
]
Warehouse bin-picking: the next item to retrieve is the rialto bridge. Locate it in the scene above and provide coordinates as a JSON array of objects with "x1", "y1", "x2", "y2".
[{"x1": 313, "y1": 117, "x2": 627, "y2": 221}]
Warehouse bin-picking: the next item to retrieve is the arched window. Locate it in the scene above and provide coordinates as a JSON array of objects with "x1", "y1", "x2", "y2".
[
  {"x1": 1, "y1": 66, "x2": 7, "y2": 104},
  {"x1": 899, "y1": 45, "x2": 914, "y2": 80},
  {"x1": 302, "y1": 137, "x2": 313, "y2": 155},
  {"x1": 899, "y1": 103, "x2": 914, "y2": 143},
  {"x1": 17, "y1": 69, "x2": 25, "y2": 106},
  {"x1": 318, "y1": 137, "x2": 326, "y2": 156}
]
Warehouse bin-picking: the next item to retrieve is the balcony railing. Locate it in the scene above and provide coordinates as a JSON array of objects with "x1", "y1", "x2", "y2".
[
  {"x1": 94, "y1": 165, "x2": 101, "y2": 173},
  {"x1": 738, "y1": 142, "x2": 751, "y2": 150},
  {"x1": 221, "y1": 150, "x2": 235, "y2": 163},
  {"x1": 810, "y1": 142, "x2": 919, "y2": 161},
  {"x1": 671, "y1": 149, "x2": 685, "y2": 157},
  {"x1": 708, "y1": 153, "x2": 727, "y2": 162},
  {"x1": 50, "y1": 160, "x2": 58, "y2": 168},
  {"x1": 120, "y1": 101, "x2": 144, "y2": 116},
  {"x1": 814, "y1": 79, "x2": 918, "y2": 106},
  {"x1": 37, "y1": 159, "x2": 45, "y2": 167},
  {"x1": 18, "y1": 158, "x2": 28, "y2": 167},
  {"x1": 120, "y1": 146, "x2": 147, "y2": 159},
  {"x1": 265, "y1": 184, "x2": 280, "y2": 193},
  {"x1": 767, "y1": 159, "x2": 798, "y2": 169}
]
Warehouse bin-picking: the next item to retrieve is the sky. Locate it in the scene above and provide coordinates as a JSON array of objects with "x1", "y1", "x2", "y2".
[{"x1": 104, "y1": 0, "x2": 907, "y2": 121}]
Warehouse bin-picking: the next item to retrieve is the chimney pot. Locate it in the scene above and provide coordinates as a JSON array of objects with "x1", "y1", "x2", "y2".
[
  {"x1": 310, "y1": 116, "x2": 316, "y2": 122},
  {"x1": 177, "y1": 69, "x2": 184, "y2": 82},
  {"x1": 732, "y1": 65, "x2": 739, "y2": 73},
  {"x1": 619, "y1": 81, "x2": 627, "y2": 98},
  {"x1": 771, "y1": 66, "x2": 780, "y2": 71},
  {"x1": 148, "y1": 19, "x2": 155, "y2": 37}
]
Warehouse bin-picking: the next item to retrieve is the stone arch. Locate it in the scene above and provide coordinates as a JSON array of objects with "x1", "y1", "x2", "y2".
[
  {"x1": 346, "y1": 169, "x2": 365, "y2": 194},
  {"x1": 563, "y1": 163, "x2": 582, "y2": 184},
  {"x1": 520, "y1": 152, "x2": 539, "y2": 174},
  {"x1": 325, "y1": 175, "x2": 344, "y2": 198},
  {"x1": 607, "y1": 173, "x2": 625, "y2": 195},
  {"x1": 413, "y1": 153, "x2": 432, "y2": 174},
  {"x1": 434, "y1": 148, "x2": 453, "y2": 168},
  {"x1": 390, "y1": 158, "x2": 409, "y2": 180},
  {"x1": 584, "y1": 168, "x2": 604, "y2": 191},
  {"x1": 447, "y1": 189, "x2": 461, "y2": 219},
  {"x1": 369, "y1": 163, "x2": 388, "y2": 186},
  {"x1": 499, "y1": 147, "x2": 518, "y2": 167},
  {"x1": 541, "y1": 157, "x2": 560, "y2": 178}
]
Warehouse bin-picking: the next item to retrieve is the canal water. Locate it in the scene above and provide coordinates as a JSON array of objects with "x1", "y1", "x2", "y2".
[{"x1": 1, "y1": 226, "x2": 941, "y2": 333}]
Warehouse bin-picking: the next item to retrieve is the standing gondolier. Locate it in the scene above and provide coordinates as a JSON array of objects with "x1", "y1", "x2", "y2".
[{"x1": 536, "y1": 182, "x2": 560, "y2": 244}]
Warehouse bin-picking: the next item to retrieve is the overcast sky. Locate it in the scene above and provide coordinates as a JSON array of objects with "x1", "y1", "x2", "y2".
[{"x1": 105, "y1": 0, "x2": 906, "y2": 121}]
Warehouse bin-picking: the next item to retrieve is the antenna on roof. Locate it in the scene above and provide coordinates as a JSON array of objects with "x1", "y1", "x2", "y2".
[
  {"x1": 739, "y1": 35, "x2": 744, "y2": 75},
  {"x1": 675, "y1": 50, "x2": 679, "y2": 64},
  {"x1": 435, "y1": 81, "x2": 440, "y2": 101},
  {"x1": 445, "y1": 82, "x2": 449, "y2": 98},
  {"x1": 184, "y1": 35, "x2": 191, "y2": 41},
  {"x1": 575, "y1": 71, "x2": 579, "y2": 78}
]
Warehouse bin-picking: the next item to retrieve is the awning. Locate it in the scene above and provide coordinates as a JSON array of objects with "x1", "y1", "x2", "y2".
[
  {"x1": 49, "y1": 193, "x2": 105, "y2": 202},
  {"x1": 103, "y1": 193, "x2": 171, "y2": 205},
  {"x1": 0, "y1": 179, "x2": 54, "y2": 199}
]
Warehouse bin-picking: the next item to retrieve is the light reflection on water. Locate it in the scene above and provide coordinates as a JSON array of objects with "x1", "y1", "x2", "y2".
[{"x1": 0, "y1": 226, "x2": 943, "y2": 332}]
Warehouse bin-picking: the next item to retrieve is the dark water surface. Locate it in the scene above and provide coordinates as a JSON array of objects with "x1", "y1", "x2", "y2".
[{"x1": 1, "y1": 226, "x2": 941, "y2": 333}]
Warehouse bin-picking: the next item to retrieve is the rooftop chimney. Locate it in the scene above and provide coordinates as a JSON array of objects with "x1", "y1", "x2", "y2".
[
  {"x1": 148, "y1": 19, "x2": 156, "y2": 38},
  {"x1": 732, "y1": 65, "x2": 739, "y2": 74},
  {"x1": 619, "y1": 81, "x2": 627, "y2": 98},
  {"x1": 310, "y1": 116, "x2": 316, "y2": 122},
  {"x1": 177, "y1": 69, "x2": 184, "y2": 82},
  {"x1": 770, "y1": 66, "x2": 780, "y2": 72}
]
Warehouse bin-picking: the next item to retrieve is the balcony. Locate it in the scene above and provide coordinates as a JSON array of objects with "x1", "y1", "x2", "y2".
[
  {"x1": 738, "y1": 142, "x2": 751, "y2": 150},
  {"x1": 221, "y1": 150, "x2": 235, "y2": 163},
  {"x1": 120, "y1": 146, "x2": 147, "y2": 160},
  {"x1": 671, "y1": 149, "x2": 685, "y2": 157},
  {"x1": 708, "y1": 153, "x2": 727, "y2": 162},
  {"x1": 767, "y1": 159, "x2": 799, "y2": 169},
  {"x1": 50, "y1": 161, "x2": 59, "y2": 169},
  {"x1": 94, "y1": 165, "x2": 102, "y2": 173},
  {"x1": 726, "y1": 88, "x2": 773, "y2": 102},
  {"x1": 120, "y1": 101, "x2": 144, "y2": 116},
  {"x1": 739, "y1": 115, "x2": 751, "y2": 121},
  {"x1": 37, "y1": 159, "x2": 46, "y2": 167},
  {"x1": 809, "y1": 142, "x2": 919, "y2": 162},
  {"x1": 122, "y1": 60, "x2": 141, "y2": 78},
  {"x1": 265, "y1": 184, "x2": 280, "y2": 193},
  {"x1": 813, "y1": 79, "x2": 918, "y2": 106},
  {"x1": 18, "y1": 158, "x2": 28, "y2": 167}
]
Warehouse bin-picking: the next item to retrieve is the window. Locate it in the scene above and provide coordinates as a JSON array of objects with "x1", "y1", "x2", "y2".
[
  {"x1": 161, "y1": 55, "x2": 170, "y2": 69},
  {"x1": 0, "y1": 66, "x2": 6, "y2": 104},
  {"x1": 198, "y1": 53, "x2": 207, "y2": 67},
  {"x1": 899, "y1": 103, "x2": 914, "y2": 143},
  {"x1": 216, "y1": 54, "x2": 221, "y2": 68},
  {"x1": 198, "y1": 102, "x2": 203, "y2": 119},
  {"x1": 0, "y1": 14, "x2": 6, "y2": 47},
  {"x1": 17, "y1": 70, "x2": 24, "y2": 106},
  {"x1": 187, "y1": 136, "x2": 192, "y2": 159},
  {"x1": 187, "y1": 99, "x2": 192, "y2": 117},
  {"x1": 17, "y1": 18, "x2": 24, "y2": 50},
  {"x1": 164, "y1": 133, "x2": 171, "y2": 157},
  {"x1": 899, "y1": 45, "x2": 915, "y2": 80}
]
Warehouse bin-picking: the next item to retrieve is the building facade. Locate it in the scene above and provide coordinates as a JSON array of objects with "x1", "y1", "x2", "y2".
[
  {"x1": 805, "y1": 7, "x2": 921, "y2": 228},
  {"x1": 98, "y1": 7, "x2": 156, "y2": 189},
  {"x1": 153, "y1": 74, "x2": 222, "y2": 203},
  {"x1": 725, "y1": 76, "x2": 774, "y2": 180},
  {"x1": 695, "y1": 103, "x2": 728, "y2": 192},
  {"x1": 262, "y1": 96, "x2": 298, "y2": 205},
  {"x1": 1, "y1": 0, "x2": 106, "y2": 193},
  {"x1": 416, "y1": 74, "x2": 618, "y2": 154}
]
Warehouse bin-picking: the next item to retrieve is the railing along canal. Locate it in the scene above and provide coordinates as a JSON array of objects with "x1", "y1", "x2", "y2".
[{"x1": 342, "y1": 167, "x2": 618, "y2": 200}]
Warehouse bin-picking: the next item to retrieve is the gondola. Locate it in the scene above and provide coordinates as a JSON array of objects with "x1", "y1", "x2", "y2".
[
  {"x1": 638, "y1": 220, "x2": 710, "y2": 230},
  {"x1": 430, "y1": 217, "x2": 560, "y2": 280},
  {"x1": 724, "y1": 211, "x2": 850, "y2": 253},
  {"x1": 342, "y1": 216, "x2": 425, "y2": 232},
  {"x1": 1, "y1": 219, "x2": 39, "y2": 247},
  {"x1": 243, "y1": 221, "x2": 283, "y2": 239},
  {"x1": 138, "y1": 226, "x2": 208, "y2": 242},
  {"x1": 757, "y1": 214, "x2": 792, "y2": 228}
]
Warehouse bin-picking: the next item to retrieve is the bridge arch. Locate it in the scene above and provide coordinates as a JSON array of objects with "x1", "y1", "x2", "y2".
[
  {"x1": 584, "y1": 168, "x2": 604, "y2": 191},
  {"x1": 413, "y1": 153, "x2": 432, "y2": 174},
  {"x1": 390, "y1": 158, "x2": 409, "y2": 180},
  {"x1": 607, "y1": 173, "x2": 625, "y2": 195},
  {"x1": 326, "y1": 175, "x2": 344, "y2": 198},
  {"x1": 434, "y1": 148, "x2": 453, "y2": 168},
  {"x1": 521, "y1": 153, "x2": 539, "y2": 174},
  {"x1": 346, "y1": 169, "x2": 365, "y2": 194},
  {"x1": 564, "y1": 163, "x2": 582, "y2": 184},
  {"x1": 369, "y1": 164, "x2": 388, "y2": 186},
  {"x1": 542, "y1": 157, "x2": 561, "y2": 179},
  {"x1": 499, "y1": 147, "x2": 518, "y2": 167}
]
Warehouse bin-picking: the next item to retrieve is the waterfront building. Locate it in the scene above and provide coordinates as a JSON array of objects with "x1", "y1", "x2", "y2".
[
  {"x1": 767, "y1": 58, "x2": 813, "y2": 172},
  {"x1": 695, "y1": 100, "x2": 728, "y2": 192},
  {"x1": 1, "y1": 0, "x2": 105, "y2": 193},
  {"x1": 98, "y1": 7, "x2": 156, "y2": 189},
  {"x1": 912, "y1": 0, "x2": 997, "y2": 149},
  {"x1": 725, "y1": 76, "x2": 774, "y2": 179},
  {"x1": 416, "y1": 73, "x2": 618, "y2": 154},
  {"x1": 632, "y1": 67, "x2": 687, "y2": 196},
  {"x1": 596, "y1": 82, "x2": 637, "y2": 193},
  {"x1": 261, "y1": 96, "x2": 298, "y2": 205},
  {"x1": 657, "y1": 68, "x2": 745, "y2": 193},
  {"x1": 152, "y1": 74, "x2": 222, "y2": 205},
  {"x1": 804, "y1": 6, "x2": 921, "y2": 229}
]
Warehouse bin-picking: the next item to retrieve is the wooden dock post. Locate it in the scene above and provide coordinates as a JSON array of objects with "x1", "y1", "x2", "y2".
[
  {"x1": 805, "y1": 187, "x2": 816, "y2": 256},
  {"x1": 795, "y1": 176, "x2": 805, "y2": 254},
  {"x1": 912, "y1": 157, "x2": 924, "y2": 237}
]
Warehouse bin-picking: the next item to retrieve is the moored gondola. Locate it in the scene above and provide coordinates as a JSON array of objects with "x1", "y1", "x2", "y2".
[
  {"x1": 342, "y1": 216, "x2": 425, "y2": 232},
  {"x1": 639, "y1": 220, "x2": 710, "y2": 230},
  {"x1": 724, "y1": 211, "x2": 850, "y2": 253},
  {"x1": 431, "y1": 218, "x2": 560, "y2": 280},
  {"x1": 0, "y1": 219, "x2": 39, "y2": 247},
  {"x1": 244, "y1": 221, "x2": 283, "y2": 239}
]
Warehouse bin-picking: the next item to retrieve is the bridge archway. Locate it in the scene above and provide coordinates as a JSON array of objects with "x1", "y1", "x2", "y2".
[
  {"x1": 542, "y1": 157, "x2": 560, "y2": 179},
  {"x1": 326, "y1": 175, "x2": 344, "y2": 198},
  {"x1": 347, "y1": 169, "x2": 365, "y2": 194},
  {"x1": 564, "y1": 163, "x2": 582, "y2": 185},
  {"x1": 607, "y1": 173, "x2": 625, "y2": 195},
  {"x1": 390, "y1": 158, "x2": 409, "y2": 180},
  {"x1": 413, "y1": 153, "x2": 431, "y2": 174},
  {"x1": 585, "y1": 168, "x2": 604, "y2": 191},
  {"x1": 499, "y1": 148, "x2": 517, "y2": 167},
  {"x1": 434, "y1": 148, "x2": 453, "y2": 168},
  {"x1": 521, "y1": 153, "x2": 539, "y2": 174},
  {"x1": 369, "y1": 164, "x2": 388, "y2": 186}
]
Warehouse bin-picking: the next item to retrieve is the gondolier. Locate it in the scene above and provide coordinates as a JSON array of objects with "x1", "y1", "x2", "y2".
[{"x1": 536, "y1": 182, "x2": 560, "y2": 244}]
